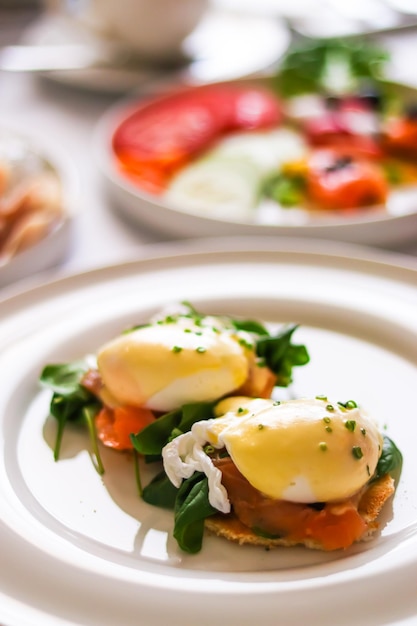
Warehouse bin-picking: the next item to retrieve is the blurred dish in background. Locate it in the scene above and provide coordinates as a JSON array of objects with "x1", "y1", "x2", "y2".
[
  {"x1": 94, "y1": 39, "x2": 417, "y2": 247},
  {"x1": 213, "y1": 0, "x2": 417, "y2": 37},
  {"x1": 73, "y1": 0, "x2": 210, "y2": 63},
  {"x1": 19, "y1": 7, "x2": 290, "y2": 94},
  {"x1": 0, "y1": 126, "x2": 77, "y2": 288}
]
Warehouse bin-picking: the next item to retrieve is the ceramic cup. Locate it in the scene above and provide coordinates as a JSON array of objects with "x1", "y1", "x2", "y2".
[{"x1": 45, "y1": 0, "x2": 210, "y2": 62}]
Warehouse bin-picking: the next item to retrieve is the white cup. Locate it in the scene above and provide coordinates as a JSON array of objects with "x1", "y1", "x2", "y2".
[{"x1": 47, "y1": 0, "x2": 210, "y2": 63}]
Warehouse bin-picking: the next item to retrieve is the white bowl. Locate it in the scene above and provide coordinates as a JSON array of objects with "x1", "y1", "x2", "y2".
[
  {"x1": 0, "y1": 125, "x2": 78, "y2": 289},
  {"x1": 94, "y1": 78, "x2": 417, "y2": 248}
]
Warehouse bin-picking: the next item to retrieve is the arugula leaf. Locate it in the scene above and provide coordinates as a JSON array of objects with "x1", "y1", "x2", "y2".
[
  {"x1": 375, "y1": 435, "x2": 403, "y2": 481},
  {"x1": 142, "y1": 470, "x2": 178, "y2": 509},
  {"x1": 173, "y1": 472, "x2": 217, "y2": 554},
  {"x1": 131, "y1": 402, "x2": 215, "y2": 458},
  {"x1": 39, "y1": 361, "x2": 104, "y2": 472},
  {"x1": 256, "y1": 324, "x2": 310, "y2": 386},
  {"x1": 274, "y1": 38, "x2": 389, "y2": 98}
]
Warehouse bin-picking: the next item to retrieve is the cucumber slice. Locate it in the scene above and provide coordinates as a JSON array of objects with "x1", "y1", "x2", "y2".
[{"x1": 165, "y1": 157, "x2": 262, "y2": 220}]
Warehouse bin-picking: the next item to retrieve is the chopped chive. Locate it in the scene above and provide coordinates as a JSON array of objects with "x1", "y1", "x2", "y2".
[
  {"x1": 345, "y1": 420, "x2": 356, "y2": 432},
  {"x1": 258, "y1": 424, "x2": 265, "y2": 430},
  {"x1": 196, "y1": 346, "x2": 206, "y2": 353},
  {"x1": 338, "y1": 400, "x2": 358, "y2": 410},
  {"x1": 352, "y1": 446, "x2": 363, "y2": 459},
  {"x1": 361, "y1": 427, "x2": 367, "y2": 436},
  {"x1": 316, "y1": 395, "x2": 328, "y2": 401},
  {"x1": 323, "y1": 416, "x2": 331, "y2": 424},
  {"x1": 319, "y1": 442, "x2": 328, "y2": 451},
  {"x1": 172, "y1": 345, "x2": 183, "y2": 353},
  {"x1": 325, "y1": 426, "x2": 333, "y2": 433},
  {"x1": 345, "y1": 400, "x2": 358, "y2": 409},
  {"x1": 326, "y1": 404, "x2": 335, "y2": 411}
]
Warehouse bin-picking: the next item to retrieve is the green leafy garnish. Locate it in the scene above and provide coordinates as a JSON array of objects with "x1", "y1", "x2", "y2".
[
  {"x1": 255, "y1": 324, "x2": 310, "y2": 386},
  {"x1": 39, "y1": 361, "x2": 104, "y2": 474},
  {"x1": 274, "y1": 38, "x2": 389, "y2": 98},
  {"x1": 261, "y1": 171, "x2": 306, "y2": 207},
  {"x1": 374, "y1": 435, "x2": 403, "y2": 481},
  {"x1": 131, "y1": 402, "x2": 215, "y2": 459},
  {"x1": 142, "y1": 470, "x2": 179, "y2": 509},
  {"x1": 173, "y1": 472, "x2": 217, "y2": 554}
]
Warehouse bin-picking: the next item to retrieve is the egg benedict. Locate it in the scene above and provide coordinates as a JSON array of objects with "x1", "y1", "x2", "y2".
[
  {"x1": 161, "y1": 396, "x2": 400, "y2": 552},
  {"x1": 96, "y1": 313, "x2": 253, "y2": 412},
  {"x1": 57, "y1": 303, "x2": 308, "y2": 453},
  {"x1": 93, "y1": 302, "x2": 309, "y2": 416}
]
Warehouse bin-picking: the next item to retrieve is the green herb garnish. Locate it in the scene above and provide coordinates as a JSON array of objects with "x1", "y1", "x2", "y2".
[
  {"x1": 274, "y1": 38, "x2": 389, "y2": 98},
  {"x1": 39, "y1": 361, "x2": 104, "y2": 474}
]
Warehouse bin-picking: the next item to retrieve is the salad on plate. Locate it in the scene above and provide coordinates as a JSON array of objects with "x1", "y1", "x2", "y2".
[{"x1": 110, "y1": 38, "x2": 417, "y2": 224}]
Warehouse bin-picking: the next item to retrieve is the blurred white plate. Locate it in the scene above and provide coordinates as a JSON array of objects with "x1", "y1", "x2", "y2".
[
  {"x1": 0, "y1": 125, "x2": 78, "y2": 289},
  {"x1": 0, "y1": 238, "x2": 417, "y2": 626},
  {"x1": 20, "y1": 9, "x2": 290, "y2": 94},
  {"x1": 94, "y1": 78, "x2": 417, "y2": 247}
]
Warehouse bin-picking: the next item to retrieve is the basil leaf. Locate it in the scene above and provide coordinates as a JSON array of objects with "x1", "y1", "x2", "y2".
[
  {"x1": 375, "y1": 435, "x2": 403, "y2": 480},
  {"x1": 142, "y1": 470, "x2": 178, "y2": 509},
  {"x1": 255, "y1": 324, "x2": 310, "y2": 386},
  {"x1": 173, "y1": 472, "x2": 216, "y2": 554},
  {"x1": 131, "y1": 402, "x2": 215, "y2": 458}
]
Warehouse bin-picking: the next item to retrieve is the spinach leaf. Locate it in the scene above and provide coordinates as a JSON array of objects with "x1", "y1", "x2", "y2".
[
  {"x1": 173, "y1": 472, "x2": 217, "y2": 554},
  {"x1": 131, "y1": 401, "x2": 215, "y2": 458},
  {"x1": 375, "y1": 435, "x2": 403, "y2": 481},
  {"x1": 39, "y1": 361, "x2": 104, "y2": 473},
  {"x1": 142, "y1": 470, "x2": 178, "y2": 509},
  {"x1": 256, "y1": 324, "x2": 310, "y2": 386},
  {"x1": 230, "y1": 318, "x2": 269, "y2": 336}
]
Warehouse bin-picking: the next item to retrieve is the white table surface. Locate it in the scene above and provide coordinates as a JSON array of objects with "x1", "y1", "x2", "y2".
[{"x1": 1, "y1": 5, "x2": 417, "y2": 300}]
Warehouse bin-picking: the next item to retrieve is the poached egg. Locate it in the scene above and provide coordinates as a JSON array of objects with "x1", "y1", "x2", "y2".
[
  {"x1": 162, "y1": 396, "x2": 383, "y2": 513},
  {"x1": 96, "y1": 313, "x2": 253, "y2": 412}
]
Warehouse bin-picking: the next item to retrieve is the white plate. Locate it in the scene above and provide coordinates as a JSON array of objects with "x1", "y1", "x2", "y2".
[
  {"x1": 21, "y1": 10, "x2": 290, "y2": 95},
  {"x1": 1, "y1": 237, "x2": 417, "y2": 626},
  {"x1": 0, "y1": 124, "x2": 78, "y2": 289},
  {"x1": 94, "y1": 80, "x2": 417, "y2": 248}
]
